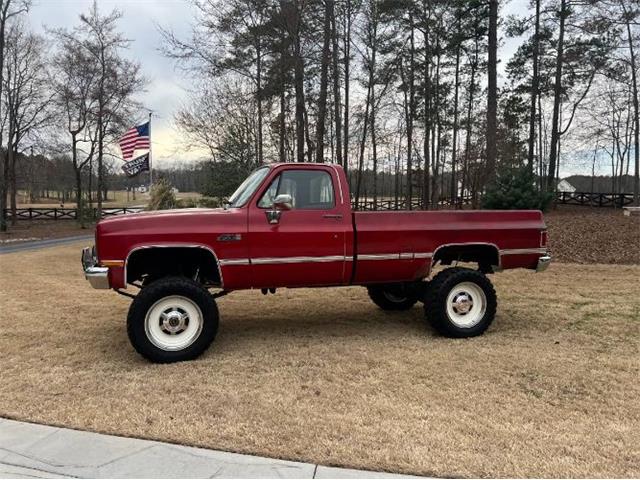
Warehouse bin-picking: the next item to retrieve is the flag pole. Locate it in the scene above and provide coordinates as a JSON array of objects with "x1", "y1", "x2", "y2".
[{"x1": 148, "y1": 112, "x2": 153, "y2": 187}]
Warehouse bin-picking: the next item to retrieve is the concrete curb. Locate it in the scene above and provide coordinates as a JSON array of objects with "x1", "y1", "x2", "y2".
[{"x1": 0, "y1": 419, "x2": 424, "y2": 479}]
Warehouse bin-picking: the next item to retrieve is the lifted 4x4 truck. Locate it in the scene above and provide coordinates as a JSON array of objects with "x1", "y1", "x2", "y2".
[{"x1": 82, "y1": 163, "x2": 551, "y2": 363}]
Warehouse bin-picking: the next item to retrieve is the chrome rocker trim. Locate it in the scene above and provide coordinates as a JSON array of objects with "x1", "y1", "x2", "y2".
[{"x1": 252, "y1": 255, "x2": 348, "y2": 265}]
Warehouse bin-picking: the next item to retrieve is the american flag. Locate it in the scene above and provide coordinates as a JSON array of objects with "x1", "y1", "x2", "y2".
[{"x1": 118, "y1": 122, "x2": 150, "y2": 161}]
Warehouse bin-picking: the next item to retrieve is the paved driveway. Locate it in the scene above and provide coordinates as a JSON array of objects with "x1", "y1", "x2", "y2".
[{"x1": 0, "y1": 235, "x2": 92, "y2": 255}]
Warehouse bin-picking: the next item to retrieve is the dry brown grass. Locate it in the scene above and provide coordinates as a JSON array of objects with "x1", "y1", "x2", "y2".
[
  {"x1": 545, "y1": 206, "x2": 640, "y2": 265},
  {"x1": 0, "y1": 244, "x2": 639, "y2": 478}
]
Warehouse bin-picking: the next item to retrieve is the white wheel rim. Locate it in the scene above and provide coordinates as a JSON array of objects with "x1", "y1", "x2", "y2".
[
  {"x1": 445, "y1": 281, "x2": 487, "y2": 328},
  {"x1": 144, "y1": 295, "x2": 204, "y2": 351}
]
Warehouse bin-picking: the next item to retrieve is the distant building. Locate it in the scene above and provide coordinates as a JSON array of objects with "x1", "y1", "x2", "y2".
[
  {"x1": 557, "y1": 179, "x2": 576, "y2": 193},
  {"x1": 557, "y1": 175, "x2": 635, "y2": 193}
]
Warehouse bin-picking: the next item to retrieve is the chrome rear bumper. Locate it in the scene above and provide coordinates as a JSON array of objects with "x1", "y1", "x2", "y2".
[
  {"x1": 82, "y1": 246, "x2": 110, "y2": 289},
  {"x1": 536, "y1": 254, "x2": 552, "y2": 272}
]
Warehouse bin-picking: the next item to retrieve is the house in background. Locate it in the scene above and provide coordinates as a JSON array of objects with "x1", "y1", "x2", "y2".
[
  {"x1": 557, "y1": 175, "x2": 635, "y2": 193},
  {"x1": 557, "y1": 179, "x2": 576, "y2": 193}
]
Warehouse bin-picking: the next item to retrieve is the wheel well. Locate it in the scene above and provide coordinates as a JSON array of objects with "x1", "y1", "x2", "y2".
[
  {"x1": 126, "y1": 247, "x2": 221, "y2": 287},
  {"x1": 432, "y1": 244, "x2": 500, "y2": 273}
]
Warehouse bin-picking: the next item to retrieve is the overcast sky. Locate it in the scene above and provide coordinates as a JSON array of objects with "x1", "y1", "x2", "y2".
[{"x1": 28, "y1": 0, "x2": 530, "y2": 170}]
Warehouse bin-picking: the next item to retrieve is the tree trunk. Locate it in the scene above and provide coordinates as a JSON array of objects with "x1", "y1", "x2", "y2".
[
  {"x1": 371, "y1": 83, "x2": 377, "y2": 209},
  {"x1": 343, "y1": 0, "x2": 352, "y2": 169},
  {"x1": 0, "y1": 2, "x2": 8, "y2": 232},
  {"x1": 331, "y1": 2, "x2": 342, "y2": 167},
  {"x1": 279, "y1": 36, "x2": 286, "y2": 162},
  {"x1": 422, "y1": 0, "x2": 431, "y2": 209},
  {"x1": 407, "y1": 19, "x2": 416, "y2": 209},
  {"x1": 547, "y1": 0, "x2": 567, "y2": 191},
  {"x1": 293, "y1": 0, "x2": 305, "y2": 163},
  {"x1": 431, "y1": 41, "x2": 441, "y2": 205},
  {"x1": 9, "y1": 144, "x2": 16, "y2": 225},
  {"x1": 527, "y1": 0, "x2": 540, "y2": 171},
  {"x1": 72, "y1": 132, "x2": 85, "y2": 228},
  {"x1": 355, "y1": 68, "x2": 373, "y2": 209},
  {"x1": 450, "y1": 44, "x2": 460, "y2": 204},
  {"x1": 256, "y1": 39, "x2": 264, "y2": 165},
  {"x1": 462, "y1": 38, "x2": 479, "y2": 199},
  {"x1": 486, "y1": 0, "x2": 498, "y2": 185},
  {"x1": 279, "y1": 86, "x2": 286, "y2": 162},
  {"x1": 623, "y1": 5, "x2": 639, "y2": 205},
  {"x1": 3, "y1": 114, "x2": 15, "y2": 231},
  {"x1": 304, "y1": 106, "x2": 313, "y2": 162},
  {"x1": 315, "y1": 0, "x2": 332, "y2": 163}
]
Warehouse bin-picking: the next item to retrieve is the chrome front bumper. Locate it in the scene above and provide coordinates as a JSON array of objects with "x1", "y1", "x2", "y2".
[
  {"x1": 82, "y1": 246, "x2": 110, "y2": 289},
  {"x1": 536, "y1": 254, "x2": 552, "y2": 272}
]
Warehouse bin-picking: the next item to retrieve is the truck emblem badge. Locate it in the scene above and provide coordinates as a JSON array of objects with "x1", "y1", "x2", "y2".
[{"x1": 217, "y1": 233, "x2": 242, "y2": 242}]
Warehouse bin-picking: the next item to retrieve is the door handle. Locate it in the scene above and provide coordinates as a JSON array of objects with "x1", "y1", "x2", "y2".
[{"x1": 323, "y1": 214, "x2": 343, "y2": 219}]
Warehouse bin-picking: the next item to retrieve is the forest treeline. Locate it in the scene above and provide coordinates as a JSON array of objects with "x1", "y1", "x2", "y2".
[
  {"x1": 163, "y1": 0, "x2": 639, "y2": 208},
  {"x1": 0, "y1": 0, "x2": 638, "y2": 231}
]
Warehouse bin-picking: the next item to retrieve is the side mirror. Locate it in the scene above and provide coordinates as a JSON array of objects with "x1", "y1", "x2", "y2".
[
  {"x1": 273, "y1": 194, "x2": 293, "y2": 211},
  {"x1": 266, "y1": 194, "x2": 293, "y2": 224}
]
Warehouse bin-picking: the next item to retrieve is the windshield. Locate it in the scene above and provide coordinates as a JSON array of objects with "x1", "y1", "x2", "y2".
[{"x1": 227, "y1": 166, "x2": 270, "y2": 207}]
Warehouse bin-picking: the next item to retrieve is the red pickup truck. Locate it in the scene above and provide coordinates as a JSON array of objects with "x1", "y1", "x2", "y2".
[{"x1": 82, "y1": 163, "x2": 550, "y2": 363}]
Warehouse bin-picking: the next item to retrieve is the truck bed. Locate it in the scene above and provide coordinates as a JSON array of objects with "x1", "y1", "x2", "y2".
[{"x1": 353, "y1": 210, "x2": 546, "y2": 283}]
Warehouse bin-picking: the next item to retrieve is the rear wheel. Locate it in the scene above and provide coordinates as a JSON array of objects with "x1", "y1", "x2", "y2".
[
  {"x1": 127, "y1": 276, "x2": 219, "y2": 363},
  {"x1": 424, "y1": 267, "x2": 497, "y2": 337},
  {"x1": 367, "y1": 283, "x2": 421, "y2": 311}
]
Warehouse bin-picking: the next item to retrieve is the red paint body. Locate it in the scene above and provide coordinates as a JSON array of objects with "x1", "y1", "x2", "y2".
[{"x1": 94, "y1": 164, "x2": 548, "y2": 290}]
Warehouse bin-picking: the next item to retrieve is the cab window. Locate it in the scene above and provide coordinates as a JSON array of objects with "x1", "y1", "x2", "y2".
[{"x1": 258, "y1": 170, "x2": 335, "y2": 210}]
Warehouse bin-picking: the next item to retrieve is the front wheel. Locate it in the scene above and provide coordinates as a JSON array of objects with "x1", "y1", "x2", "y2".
[
  {"x1": 424, "y1": 267, "x2": 497, "y2": 338},
  {"x1": 127, "y1": 276, "x2": 219, "y2": 363}
]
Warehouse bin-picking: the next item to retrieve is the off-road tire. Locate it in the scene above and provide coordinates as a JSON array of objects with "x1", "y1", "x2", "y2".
[
  {"x1": 367, "y1": 284, "x2": 420, "y2": 311},
  {"x1": 424, "y1": 267, "x2": 497, "y2": 337},
  {"x1": 127, "y1": 276, "x2": 219, "y2": 363}
]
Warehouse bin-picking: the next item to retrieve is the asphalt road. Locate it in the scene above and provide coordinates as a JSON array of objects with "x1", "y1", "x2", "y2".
[{"x1": 0, "y1": 235, "x2": 92, "y2": 255}]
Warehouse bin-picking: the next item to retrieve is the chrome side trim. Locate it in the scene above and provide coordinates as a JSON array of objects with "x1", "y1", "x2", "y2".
[
  {"x1": 252, "y1": 255, "x2": 348, "y2": 265},
  {"x1": 358, "y1": 253, "x2": 399, "y2": 261},
  {"x1": 124, "y1": 244, "x2": 224, "y2": 289},
  {"x1": 501, "y1": 248, "x2": 548, "y2": 255},
  {"x1": 219, "y1": 258, "x2": 251, "y2": 266},
  {"x1": 221, "y1": 252, "x2": 436, "y2": 265}
]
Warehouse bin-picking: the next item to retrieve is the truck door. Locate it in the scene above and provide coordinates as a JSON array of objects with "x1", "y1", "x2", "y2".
[{"x1": 247, "y1": 166, "x2": 350, "y2": 288}]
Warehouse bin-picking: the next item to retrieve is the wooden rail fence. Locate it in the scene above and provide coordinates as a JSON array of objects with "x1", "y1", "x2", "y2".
[
  {"x1": 3, "y1": 207, "x2": 144, "y2": 221},
  {"x1": 355, "y1": 196, "x2": 473, "y2": 211},
  {"x1": 2, "y1": 192, "x2": 635, "y2": 220},
  {"x1": 555, "y1": 192, "x2": 635, "y2": 207}
]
